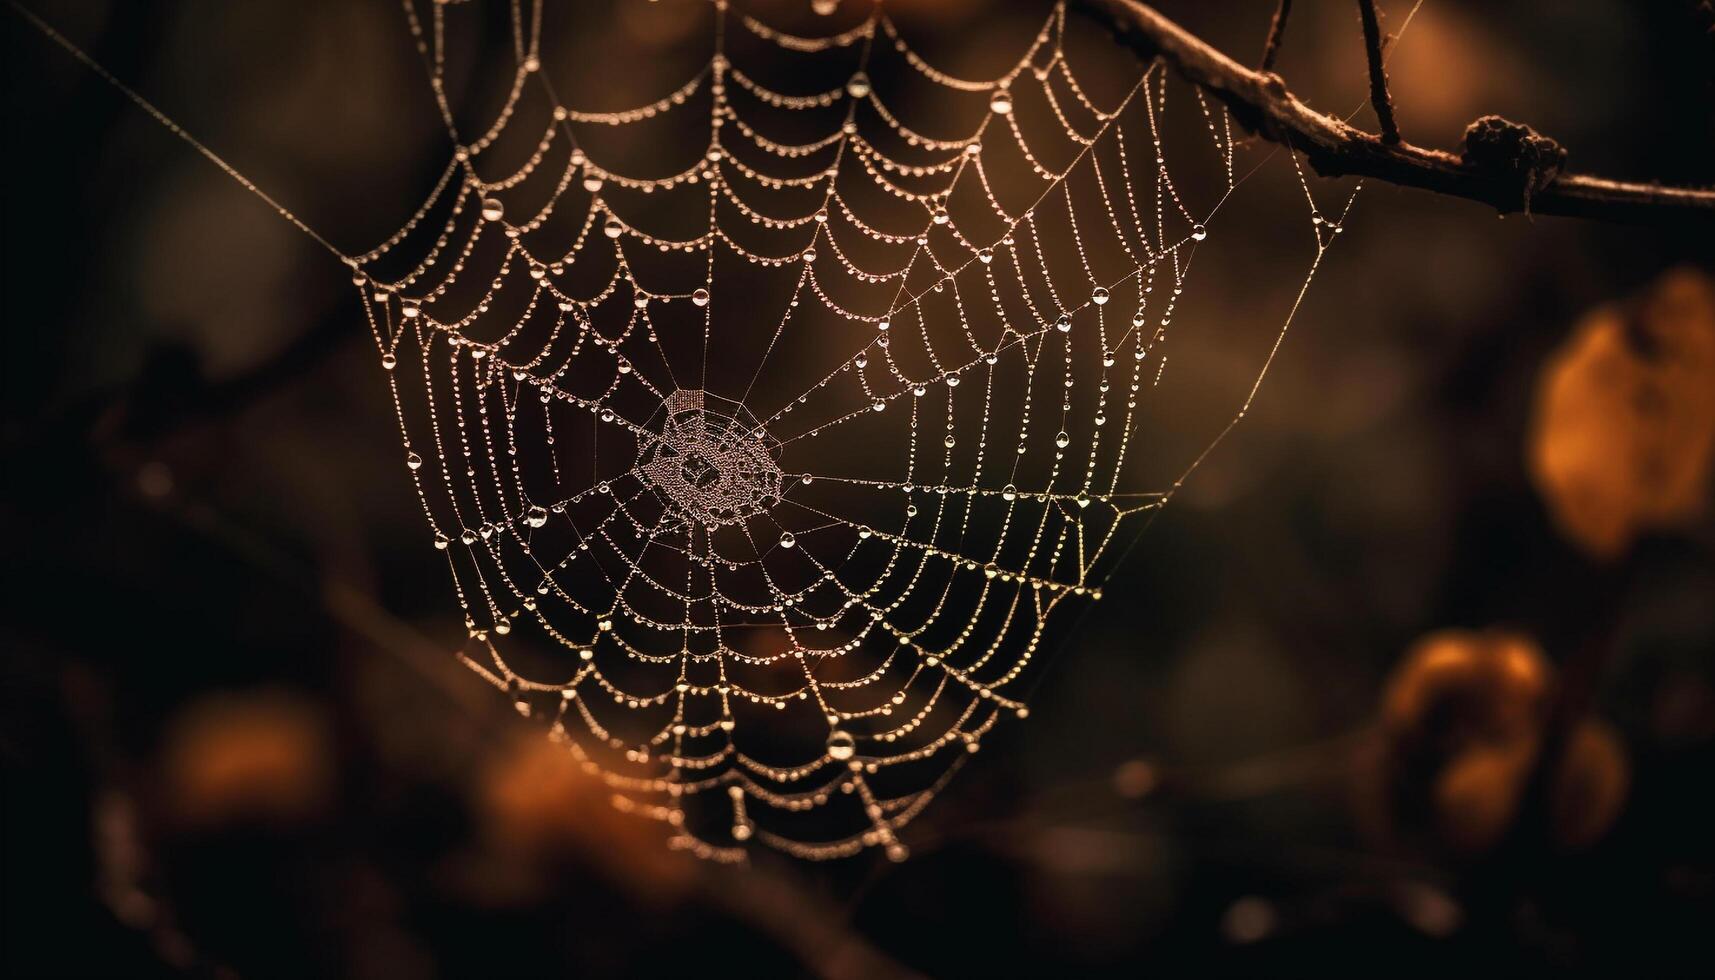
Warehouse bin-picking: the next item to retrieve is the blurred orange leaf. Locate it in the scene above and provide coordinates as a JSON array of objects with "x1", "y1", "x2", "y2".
[
  {"x1": 477, "y1": 733, "x2": 693, "y2": 899},
  {"x1": 1433, "y1": 738, "x2": 1534, "y2": 852},
  {"x1": 161, "y1": 690, "x2": 332, "y2": 828},
  {"x1": 1382, "y1": 628, "x2": 1551, "y2": 754},
  {"x1": 1528, "y1": 267, "x2": 1715, "y2": 559},
  {"x1": 1551, "y1": 718, "x2": 1629, "y2": 850}
]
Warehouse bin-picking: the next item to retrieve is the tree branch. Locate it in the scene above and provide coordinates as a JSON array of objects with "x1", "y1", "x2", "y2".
[
  {"x1": 1355, "y1": 0, "x2": 1401, "y2": 144},
  {"x1": 1258, "y1": 0, "x2": 1291, "y2": 71},
  {"x1": 1071, "y1": 0, "x2": 1715, "y2": 224}
]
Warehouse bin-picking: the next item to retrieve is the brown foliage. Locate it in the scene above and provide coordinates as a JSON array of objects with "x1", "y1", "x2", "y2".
[
  {"x1": 1382, "y1": 629, "x2": 1551, "y2": 755},
  {"x1": 476, "y1": 734, "x2": 693, "y2": 900},
  {"x1": 1362, "y1": 629, "x2": 1629, "y2": 855},
  {"x1": 1551, "y1": 718, "x2": 1630, "y2": 851},
  {"x1": 1528, "y1": 268, "x2": 1715, "y2": 559},
  {"x1": 160, "y1": 690, "x2": 332, "y2": 828}
]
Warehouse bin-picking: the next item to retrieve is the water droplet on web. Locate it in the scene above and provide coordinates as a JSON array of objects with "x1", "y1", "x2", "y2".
[
  {"x1": 406, "y1": 451, "x2": 423, "y2": 470},
  {"x1": 1192, "y1": 223, "x2": 1208, "y2": 241},
  {"x1": 692, "y1": 287, "x2": 710, "y2": 306},
  {"x1": 826, "y1": 730, "x2": 855, "y2": 760},
  {"x1": 779, "y1": 532, "x2": 796, "y2": 549},
  {"x1": 1056, "y1": 431, "x2": 1070, "y2": 448},
  {"x1": 846, "y1": 73, "x2": 871, "y2": 98},
  {"x1": 604, "y1": 217, "x2": 622, "y2": 238},
  {"x1": 1056, "y1": 313, "x2": 1072, "y2": 332},
  {"x1": 525, "y1": 505, "x2": 549, "y2": 528},
  {"x1": 989, "y1": 89, "x2": 1013, "y2": 115},
  {"x1": 1092, "y1": 286, "x2": 1109, "y2": 304},
  {"x1": 480, "y1": 197, "x2": 504, "y2": 221}
]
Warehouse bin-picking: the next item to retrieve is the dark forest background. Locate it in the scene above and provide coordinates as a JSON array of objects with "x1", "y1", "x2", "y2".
[{"x1": 4, "y1": 1, "x2": 1712, "y2": 976}]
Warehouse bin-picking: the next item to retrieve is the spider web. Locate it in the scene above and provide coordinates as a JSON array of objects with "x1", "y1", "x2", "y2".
[{"x1": 350, "y1": 0, "x2": 1357, "y2": 862}]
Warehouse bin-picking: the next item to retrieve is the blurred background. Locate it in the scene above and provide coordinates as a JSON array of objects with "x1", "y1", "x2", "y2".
[{"x1": 3, "y1": 0, "x2": 1712, "y2": 976}]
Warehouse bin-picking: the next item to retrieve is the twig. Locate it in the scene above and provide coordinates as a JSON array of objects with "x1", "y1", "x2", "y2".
[
  {"x1": 1355, "y1": 0, "x2": 1401, "y2": 144},
  {"x1": 1258, "y1": 0, "x2": 1292, "y2": 71},
  {"x1": 1071, "y1": 0, "x2": 1715, "y2": 223}
]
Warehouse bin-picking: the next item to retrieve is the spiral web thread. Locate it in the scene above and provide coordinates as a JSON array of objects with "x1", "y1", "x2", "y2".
[{"x1": 353, "y1": 0, "x2": 1356, "y2": 862}]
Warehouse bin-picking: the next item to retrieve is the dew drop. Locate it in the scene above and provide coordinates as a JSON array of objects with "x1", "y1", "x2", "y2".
[
  {"x1": 480, "y1": 197, "x2": 504, "y2": 222},
  {"x1": 846, "y1": 72, "x2": 871, "y2": 98},
  {"x1": 405, "y1": 451, "x2": 423, "y2": 470},
  {"x1": 826, "y1": 730, "x2": 855, "y2": 760},
  {"x1": 1056, "y1": 313, "x2": 1072, "y2": 332},
  {"x1": 779, "y1": 532, "x2": 796, "y2": 549},
  {"x1": 1192, "y1": 223, "x2": 1208, "y2": 241},
  {"x1": 525, "y1": 505, "x2": 549, "y2": 528},
  {"x1": 989, "y1": 90, "x2": 1013, "y2": 115},
  {"x1": 1056, "y1": 431, "x2": 1070, "y2": 448},
  {"x1": 692, "y1": 287, "x2": 710, "y2": 306},
  {"x1": 1092, "y1": 286, "x2": 1110, "y2": 305}
]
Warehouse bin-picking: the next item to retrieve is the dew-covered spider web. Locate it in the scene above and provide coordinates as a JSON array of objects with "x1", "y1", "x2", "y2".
[
  {"x1": 346, "y1": 0, "x2": 1358, "y2": 862},
  {"x1": 19, "y1": 0, "x2": 1356, "y2": 863}
]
